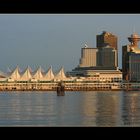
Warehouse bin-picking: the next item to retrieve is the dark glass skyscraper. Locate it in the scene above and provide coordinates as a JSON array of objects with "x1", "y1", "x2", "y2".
[{"x1": 122, "y1": 33, "x2": 140, "y2": 81}]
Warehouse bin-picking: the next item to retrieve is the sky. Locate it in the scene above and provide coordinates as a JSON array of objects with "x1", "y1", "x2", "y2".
[{"x1": 0, "y1": 14, "x2": 140, "y2": 73}]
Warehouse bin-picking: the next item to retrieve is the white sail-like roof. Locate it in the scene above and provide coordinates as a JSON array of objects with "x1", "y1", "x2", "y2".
[
  {"x1": 32, "y1": 66, "x2": 44, "y2": 80},
  {"x1": 41, "y1": 66, "x2": 54, "y2": 81},
  {"x1": 9, "y1": 66, "x2": 21, "y2": 80},
  {"x1": 0, "y1": 66, "x2": 72, "y2": 82},
  {"x1": 6, "y1": 67, "x2": 12, "y2": 77},
  {"x1": 20, "y1": 66, "x2": 32, "y2": 81},
  {"x1": 54, "y1": 67, "x2": 66, "y2": 80}
]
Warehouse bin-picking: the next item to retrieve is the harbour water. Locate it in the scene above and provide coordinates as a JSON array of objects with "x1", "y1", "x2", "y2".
[{"x1": 0, "y1": 91, "x2": 140, "y2": 126}]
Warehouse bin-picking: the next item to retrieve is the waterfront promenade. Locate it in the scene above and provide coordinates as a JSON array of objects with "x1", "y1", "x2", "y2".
[{"x1": 0, "y1": 81, "x2": 140, "y2": 91}]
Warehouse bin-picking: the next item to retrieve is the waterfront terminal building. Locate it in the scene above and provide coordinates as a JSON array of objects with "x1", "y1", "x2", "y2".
[
  {"x1": 0, "y1": 66, "x2": 74, "y2": 82},
  {"x1": 2, "y1": 31, "x2": 140, "y2": 91},
  {"x1": 67, "y1": 66, "x2": 122, "y2": 83}
]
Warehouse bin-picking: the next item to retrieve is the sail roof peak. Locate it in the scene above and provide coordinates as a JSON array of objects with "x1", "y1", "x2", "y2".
[{"x1": 55, "y1": 67, "x2": 66, "y2": 80}]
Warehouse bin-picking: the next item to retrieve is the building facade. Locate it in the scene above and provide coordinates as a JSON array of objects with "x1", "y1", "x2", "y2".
[
  {"x1": 97, "y1": 31, "x2": 118, "y2": 67},
  {"x1": 96, "y1": 31, "x2": 118, "y2": 50},
  {"x1": 67, "y1": 67, "x2": 122, "y2": 83},
  {"x1": 122, "y1": 33, "x2": 140, "y2": 81},
  {"x1": 122, "y1": 45, "x2": 130, "y2": 80},
  {"x1": 128, "y1": 53, "x2": 140, "y2": 81},
  {"x1": 97, "y1": 45, "x2": 117, "y2": 68},
  {"x1": 68, "y1": 31, "x2": 120, "y2": 80},
  {"x1": 79, "y1": 45, "x2": 98, "y2": 67}
]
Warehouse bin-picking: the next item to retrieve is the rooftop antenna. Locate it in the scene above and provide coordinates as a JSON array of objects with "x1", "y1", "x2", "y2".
[{"x1": 84, "y1": 43, "x2": 88, "y2": 48}]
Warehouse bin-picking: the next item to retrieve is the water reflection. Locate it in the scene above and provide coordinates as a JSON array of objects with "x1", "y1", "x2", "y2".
[
  {"x1": 122, "y1": 92, "x2": 140, "y2": 126},
  {"x1": 0, "y1": 91, "x2": 140, "y2": 126},
  {"x1": 0, "y1": 92, "x2": 58, "y2": 126},
  {"x1": 96, "y1": 91, "x2": 122, "y2": 126},
  {"x1": 79, "y1": 91, "x2": 97, "y2": 126},
  {"x1": 55, "y1": 92, "x2": 86, "y2": 126},
  {"x1": 74, "y1": 91, "x2": 123, "y2": 126}
]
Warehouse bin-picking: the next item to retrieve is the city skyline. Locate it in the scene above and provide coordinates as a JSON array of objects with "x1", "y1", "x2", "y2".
[{"x1": 0, "y1": 14, "x2": 140, "y2": 72}]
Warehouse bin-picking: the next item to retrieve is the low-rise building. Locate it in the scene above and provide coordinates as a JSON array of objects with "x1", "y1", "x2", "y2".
[{"x1": 67, "y1": 67, "x2": 122, "y2": 83}]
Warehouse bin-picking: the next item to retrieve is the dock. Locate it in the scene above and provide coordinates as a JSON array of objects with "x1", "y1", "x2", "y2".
[{"x1": 0, "y1": 81, "x2": 140, "y2": 91}]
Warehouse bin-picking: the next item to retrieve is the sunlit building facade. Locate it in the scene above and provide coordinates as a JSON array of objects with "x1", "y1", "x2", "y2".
[
  {"x1": 79, "y1": 45, "x2": 98, "y2": 67},
  {"x1": 67, "y1": 67, "x2": 122, "y2": 83},
  {"x1": 122, "y1": 33, "x2": 140, "y2": 81}
]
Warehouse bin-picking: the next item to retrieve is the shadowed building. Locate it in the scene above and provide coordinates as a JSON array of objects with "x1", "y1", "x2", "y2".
[
  {"x1": 97, "y1": 45, "x2": 117, "y2": 68},
  {"x1": 97, "y1": 31, "x2": 118, "y2": 67}
]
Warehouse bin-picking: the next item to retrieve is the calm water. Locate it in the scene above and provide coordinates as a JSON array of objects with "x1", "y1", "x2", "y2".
[{"x1": 0, "y1": 91, "x2": 140, "y2": 126}]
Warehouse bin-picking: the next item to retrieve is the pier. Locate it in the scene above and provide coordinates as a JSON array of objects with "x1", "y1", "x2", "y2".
[{"x1": 0, "y1": 81, "x2": 140, "y2": 91}]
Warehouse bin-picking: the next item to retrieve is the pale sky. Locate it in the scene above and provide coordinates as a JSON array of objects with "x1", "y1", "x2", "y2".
[{"x1": 0, "y1": 14, "x2": 140, "y2": 73}]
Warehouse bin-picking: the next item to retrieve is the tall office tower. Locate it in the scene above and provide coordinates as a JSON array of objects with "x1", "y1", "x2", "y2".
[
  {"x1": 96, "y1": 31, "x2": 118, "y2": 67},
  {"x1": 122, "y1": 33, "x2": 140, "y2": 81},
  {"x1": 97, "y1": 45, "x2": 117, "y2": 68},
  {"x1": 79, "y1": 44, "x2": 98, "y2": 67},
  {"x1": 97, "y1": 31, "x2": 118, "y2": 50}
]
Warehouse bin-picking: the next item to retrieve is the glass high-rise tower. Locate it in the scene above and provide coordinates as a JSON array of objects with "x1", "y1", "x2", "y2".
[{"x1": 122, "y1": 33, "x2": 140, "y2": 81}]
